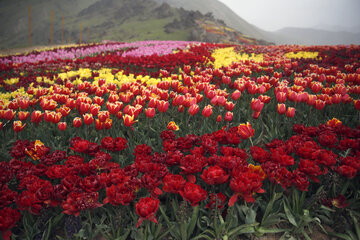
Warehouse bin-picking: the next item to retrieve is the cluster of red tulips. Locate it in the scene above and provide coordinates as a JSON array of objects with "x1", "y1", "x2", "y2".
[{"x1": 1, "y1": 118, "x2": 359, "y2": 235}]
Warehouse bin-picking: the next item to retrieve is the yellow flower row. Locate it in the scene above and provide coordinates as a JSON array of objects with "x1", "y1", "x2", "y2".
[
  {"x1": 284, "y1": 51, "x2": 319, "y2": 59},
  {"x1": 211, "y1": 47, "x2": 263, "y2": 69}
]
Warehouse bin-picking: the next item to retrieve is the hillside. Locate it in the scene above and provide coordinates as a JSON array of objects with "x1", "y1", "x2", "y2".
[
  {"x1": 154, "y1": 0, "x2": 268, "y2": 41},
  {"x1": 0, "y1": 0, "x2": 270, "y2": 49}
]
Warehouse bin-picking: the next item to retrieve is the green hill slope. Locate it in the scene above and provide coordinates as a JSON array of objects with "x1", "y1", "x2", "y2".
[{"x1": 0, "y1": 0, "x2": 270, "y2": 49}]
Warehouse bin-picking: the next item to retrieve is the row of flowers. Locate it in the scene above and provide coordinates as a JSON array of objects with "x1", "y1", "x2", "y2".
[{"x1": 1, "y1": 119, "x2": 359, "y2": 237}]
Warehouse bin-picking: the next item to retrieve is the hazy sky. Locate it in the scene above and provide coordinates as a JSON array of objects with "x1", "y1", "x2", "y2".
[{"x1": 218, "y1": 0, "x2": 360, "y2": 32}]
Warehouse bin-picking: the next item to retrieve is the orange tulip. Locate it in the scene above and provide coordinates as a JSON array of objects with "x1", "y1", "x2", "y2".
[
  {"x1": 123, "y1": 114, "x2": 137, "y2": 127},
  {"x1": 167, "y1": 121, "x2": 179, "y2": 131}
]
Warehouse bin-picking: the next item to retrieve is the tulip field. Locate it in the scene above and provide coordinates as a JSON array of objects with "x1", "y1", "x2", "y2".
[{"x1": 0, "y1": 40, "x2": 359, "y2": 239}]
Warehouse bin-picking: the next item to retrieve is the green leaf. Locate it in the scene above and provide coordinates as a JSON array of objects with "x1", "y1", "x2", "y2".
[
  {"x1": 256, "y1": 227, "x2": 289, "y2": 234},
  {"x1": 262, "y1": 192, "x2": 282, "y2": 226},
  {"x1": 284, "y1": 201, "x2": 298, "y2": 227},
  {"x1": 350, "y1": 211, "x2": 360, "y2": 240},
  {"x1": 245, "y1": 207, "x2": 257, "y2": 224},
  {"x1": 301, "y1": 229, "x2": 312, "y2": 240},
  {"x1": 187, "y1": 206, "x2": 199, "y2": 238},
  {"x1": 42, "y1": 218, "x2": 52, "y2": 240},
  {"x1": 156, "y1": 225, "x2": 174, "y2": 240},
  {"x1": 328, "y1": 232, "x2": 353, "y2": 240},
  {"x1": 227, "y1": 223, "x2": 258, "y2": 237}
]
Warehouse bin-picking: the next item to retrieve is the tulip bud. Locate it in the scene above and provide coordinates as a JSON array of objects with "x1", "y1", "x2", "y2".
[
  {"x1": 286, "y1": 107, "x2": 295, "y2": 118},
  {"x1": 202, "y1": 105, "x2": 213, "y2": 118},
  {"x1": 83, "y1": 114, "x2": 94, "y2": 125},
  {"x1": 188, "y1": 104, "x2": 199, "y2": 116},
  {"x1": 73, "y1": 117, "x2": 82, "y2": 128},
  {"x1": 277, "y1": 104, "x2": 286, "y2": 115},
  {"x1": 145, "y1": 108, "x2": 155, "y2": 118},
  {"x1": 58, "y1": 122, "x2": 67, "y2": 131},
  {"x1": 13, "y1": 121, "x2": 26, "y2": 132},
  {"x1": 251, "y1": 98, "x2": 264, "y2": 112},
  {"x1": 238, "y1": 122, "x2": 255, "y2": 139},
  {"x1": 224, "y1": 111, "x2": 233, "y2": 122}
]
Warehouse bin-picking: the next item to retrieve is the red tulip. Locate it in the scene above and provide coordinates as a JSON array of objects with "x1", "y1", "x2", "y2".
[
  {"x1": 250, "y1": 98, "x2": 264, "y2": 112},
  {"x1": 73, "y1": 117, "x2": 82, "y2": 128},
  {"x1": 83, "y1": 113, "x2": 94, "y2": 125},
  {"x1": 93, "y1": 96, "x2": 104, "y2": 106},
  {"x1": 216, "y1": 115, "x2": 222, "y2": 122},
  {"x1": 58, "y1": 122, "x2": 67, "y2": 131},
  {"x1": 231, "y1": 90, "x2": 241, "y2": 100},
  {"x1": 104, "y1": 118, "x2": 112, "y2": 129},
  {"x1": 52, "y1": 112, "x2": 62, "y2": 124},
  {"x1": 89, "y1": 104, "x2": 101, "y2": 116},
  {"x1": 19, "y1": 98, "x2": 30, "y2": 109},
  {"x1": 307, "y1": 95, "x2": 316, "y2": 106},
  {"x1": 238, "y1": 122, "x2": 255, "y2": 139},
  {"x1": 275, "y1": 92, "x2": 287, "y2": 103},
  {"x1": 188, "y1": 104, "x2": 199, "y2": 115},
  {"x1": 95, "y1": 119, "x2": 104, "y2": 130},
  {"x1": 354, "y1": 99, "x2": 360, "y2": 110},
  {"x1": 202, "y1": 105, "x2": 213, "y2": 117},
  {"x1": 180, "y1": 182, "x2": 207, "y2": 206},
  {"x1": 314, "y1": 99, "x2": 325, "y2": 110},
  {"x1": 31, "y1": 110, "x2": 43, "y2": 124},
  {"x1": 286, "y1": 107, "x2": 295, "y2": 118},
  {"x1": 98, "y1": 111, "x2": 110, "y2": 122},
  {"x1": 13, "y1": 121, "x2": 26, "y2": 132},
  {"x1": 201, "y1": 165, "x2": 229, "y2": 185},
  {"x1": 252, "y1": 111, "x2": 261, "y2": 119},
  {"x1": 106, "y1": 102, "x2": 121, "y2": 115},
  {"x1": 59, "y1": 106, "x2": 71, "y2": 117},
  {"x1": 225, "y1": 101, "x2": 235, "y2": 111},
  {"x1": 157, "y1": 100, "x2": 169, "y2": 113},
  {"x1": 145, "y1": 108, "x2": 155, "y2": 118},
  {"x1": 135, "y1": 197, "x2": 159, "y2": 227},
  {"x1": 277, "y1": 104, "x2": 286, "y2": 115},
  {"x1": 224, "y1": 111, "x2": 233, "y2": 122},
  {"x1": 18, "y1": 111, "x2": 30, "y2": 121},
  {"x1": 4, "y1": 109, "x2": 16, "y2": 120}
]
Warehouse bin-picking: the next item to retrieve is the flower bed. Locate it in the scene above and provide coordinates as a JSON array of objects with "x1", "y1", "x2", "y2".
[{"x1": 0, "y1": 41, "x2": 359, "y2": 239}]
